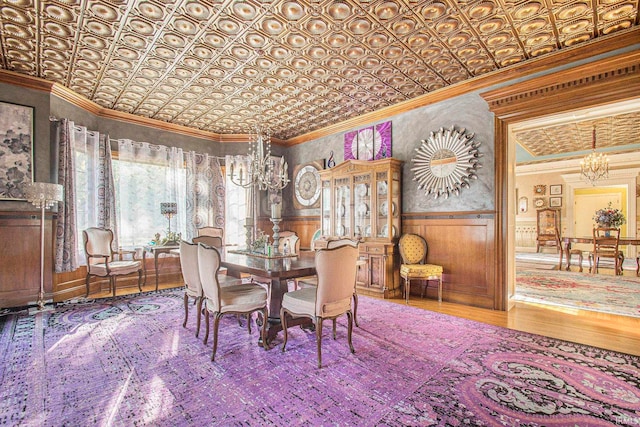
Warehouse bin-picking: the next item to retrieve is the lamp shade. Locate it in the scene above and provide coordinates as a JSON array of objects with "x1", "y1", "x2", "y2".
[
  {"x1": 160, "y1": 202, "x2": 177, "y2": 216},
  {"x1": 22, "y1": 182, "x2": 64, "y2": 208}
]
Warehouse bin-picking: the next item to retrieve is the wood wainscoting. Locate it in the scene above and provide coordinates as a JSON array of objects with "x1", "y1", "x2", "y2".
[
  {"x1": 278, "y1": 216, "x2": 320, "y2": 250},
  {"x1": 403, "y1": 212, "x2": 498, "y2": 310}
]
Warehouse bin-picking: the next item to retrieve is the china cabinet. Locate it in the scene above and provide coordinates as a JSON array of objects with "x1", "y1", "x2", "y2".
[{"x1": 317, "y1": 158, "x2": 403, "y2": 298}]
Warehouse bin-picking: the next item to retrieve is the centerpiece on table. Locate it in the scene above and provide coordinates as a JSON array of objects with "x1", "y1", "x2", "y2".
[{"x1": 592, "y1": 202, "x2": 626, "y2": 231}]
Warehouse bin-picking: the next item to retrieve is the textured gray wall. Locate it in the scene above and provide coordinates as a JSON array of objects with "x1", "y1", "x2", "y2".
[{"x1": 285, "y1": 91, "x2": 495, "y2": 216}]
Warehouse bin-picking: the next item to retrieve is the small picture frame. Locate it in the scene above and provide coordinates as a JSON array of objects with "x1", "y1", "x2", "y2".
[
  {"x1": 549, "y1": 184, "x2": 562, "y2": 195},
  {"x1": 549, "y1": 197, "x2": 562, "y2": 207}
]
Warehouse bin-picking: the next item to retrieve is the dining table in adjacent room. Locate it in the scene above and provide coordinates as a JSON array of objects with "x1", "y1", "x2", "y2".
[
  {"x1": 220, "y1": 249, "x2": 317, "y2": 347},
  {"x1": 560, "y1": 236, "x2": 640, "y2": 272}
]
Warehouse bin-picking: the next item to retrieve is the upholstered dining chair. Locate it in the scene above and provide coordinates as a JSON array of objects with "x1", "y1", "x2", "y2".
[
  {"x1": 280, "y1": 244, "x2": 358, "y2": 368},
  {"x1": 295, "y1": 238, "x2": 361, "y2": 326},
  {"x1": 197, "y1": 243, "x2": 268, "y2": 361},
  {"x1": 399, "y1": 233, "x2": 443, "y2": 304},
  {"x1": 193, "y1": 235, "x2": 223, "y2": 248},
  {"x1": 278, "y1": 231, "x2": 300, "y2": 255},
  {"x1": 197, "y1": 226, "x2": 224, "y2": 240},
  {"x1": 589, "y1": 227, "x2": 624, "y2": 275},
  {"x1": 178, "y1": 240, "x2": 242, "y2": 338},
  {"x1": 83, "y1": 227, "x2": 143, "y2": 298}
]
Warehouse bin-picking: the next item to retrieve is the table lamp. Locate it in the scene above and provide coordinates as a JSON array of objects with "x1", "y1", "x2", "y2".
[
  {"x1": 160, "y1": 202, "x2": 177, "y2": 234},
  {"x1": 23, "y1": 182, "x2": 64, "y2": 311}
]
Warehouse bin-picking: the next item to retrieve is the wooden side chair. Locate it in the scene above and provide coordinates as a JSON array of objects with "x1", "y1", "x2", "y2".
[
  {"x1": 399, "y1": 233, "x2": 443, "y2": 304},
  {"x1": 589, "y1": 227, "x2": 624, "y2": 275},
  {"x1": 83, "y1": 227, "x2": 143, "y2": 298},
  {"x1": 280, "y1": 244, "x2": 358, "y2": 368}
]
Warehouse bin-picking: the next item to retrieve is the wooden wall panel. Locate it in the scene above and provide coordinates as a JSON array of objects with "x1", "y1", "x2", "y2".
[
  {"x1": 0, "y1": 212, "x2": 54, "y2": 308},
  {"x1": 279, "y1": 216, "x2": 320, "y2": 250},
  {"x1": 403, "y1": 216, "x2": 497, "y2": 309}
]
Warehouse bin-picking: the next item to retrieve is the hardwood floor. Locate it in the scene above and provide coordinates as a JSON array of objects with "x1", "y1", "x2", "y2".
[{"x1": 94, "y1": 278, "x2": 640, "y2": 357}]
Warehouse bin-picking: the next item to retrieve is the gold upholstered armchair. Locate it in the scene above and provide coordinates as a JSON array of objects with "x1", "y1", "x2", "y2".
[
  {"x1": 83, "y1": 227, "x2": 143, "y2": 298},
  {"x1": 399, "y1": 233, "x2": 443, "y2": 304}
]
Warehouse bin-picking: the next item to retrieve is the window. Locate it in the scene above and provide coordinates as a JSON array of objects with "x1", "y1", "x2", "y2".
[{"x1": 113, "y1": 157, "x2": 186, "y2": 248}]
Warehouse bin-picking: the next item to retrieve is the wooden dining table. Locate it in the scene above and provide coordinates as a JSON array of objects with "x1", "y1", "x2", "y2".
[
  {"x1": 559, "y1": 236, "x2": 640, "y2": 272},
  {"x1": 220, "y1": 249, "x2": 317, "y2": 346}
]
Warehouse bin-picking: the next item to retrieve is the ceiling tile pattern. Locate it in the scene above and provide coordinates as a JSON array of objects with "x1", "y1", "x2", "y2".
[
  {"x1": 514, "y1": 111, "x2": 640, "y2": 157},
  {"x1": 0, "y1": 0, "x2": 638, "y2": 139}
]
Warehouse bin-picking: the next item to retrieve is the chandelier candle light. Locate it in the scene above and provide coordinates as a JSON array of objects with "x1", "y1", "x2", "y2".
[
  {"x1": 580, "y1": 126, "x2": 609, "y2": 186},
  {"x1": 23, "y1": 182, "x2": 64, "y2": 312},
  {"x1": 229, "y1": 124, "x2": 290, "y2": 253}
]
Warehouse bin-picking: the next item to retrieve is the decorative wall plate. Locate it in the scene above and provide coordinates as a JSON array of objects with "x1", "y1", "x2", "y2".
[
  {"x1": 534, "y1": 184, "x2": 546, "y2": 195},
  {"x1": 293, "y1": 160, "x2": 323, "y2": 209},
  {"x1": 411, "y1": 126, "x2": 482, "y2": 199}
]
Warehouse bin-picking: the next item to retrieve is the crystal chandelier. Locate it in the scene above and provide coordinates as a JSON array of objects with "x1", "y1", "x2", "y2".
[
  {"x1": 580, "y1": 125, "x2": 608, "y2": 186},
  {"x1": 229, "y1": 124, "x2": 289, "y2": 191}
]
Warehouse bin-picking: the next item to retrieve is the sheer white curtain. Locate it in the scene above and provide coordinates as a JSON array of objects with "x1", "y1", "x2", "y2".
[
  {"x1": 184, "y1": 152, "x2": 225, "y2": 241},
  {"x1": 115, "y1": 140, "x2": 185, "y2": 247},
  {"x1": 225, "y1": 155, "x2": 251, "y2": 248}
]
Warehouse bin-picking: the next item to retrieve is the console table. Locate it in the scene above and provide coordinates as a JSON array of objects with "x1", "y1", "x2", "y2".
[{"x1": 143, "y1": 245, "x2": 179, "y2": 291}]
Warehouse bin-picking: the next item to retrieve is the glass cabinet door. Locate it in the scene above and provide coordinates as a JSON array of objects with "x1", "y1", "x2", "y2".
[
  {"x1": 321, "y1": 179, "x2": 331, "y2": 236},
  {"x1": 353, "y1": 174, "x2": 372, "y2": 239},
  {"x1": 375, "y1": 171, "x2": 397, "y2": 239},
  {"x1": 334, "y1": 177, "x2": 350, "y2": 236}
]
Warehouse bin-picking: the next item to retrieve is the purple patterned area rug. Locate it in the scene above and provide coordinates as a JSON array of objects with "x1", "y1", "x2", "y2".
[
  {"x1": 516, "y1": 269, "x2": 640, "y2": 318},
  {"x1": 1, "y1": 289, "x2": 639, "y2": 426}
]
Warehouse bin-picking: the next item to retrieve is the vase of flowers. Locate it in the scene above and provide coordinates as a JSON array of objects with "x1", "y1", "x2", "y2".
[{"x1": 593, "y1": 203, "x2": 626, "y2": 231}]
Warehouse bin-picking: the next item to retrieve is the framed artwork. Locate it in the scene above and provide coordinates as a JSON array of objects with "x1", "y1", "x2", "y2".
[
  {"x1": 549, "y1": 197, "x2": 562, "y2": 207},
  {"x1": 344, "y1": 130, "x2": 357, "y2": 160},
  {"x1": 373, "y1": 121, "x2": 392, "y2": 160},
  {"x1": 550, "y1": 184, "x2": 562, "y2": 195},
  {"x1": 0, "y1": 101, "x2": 34, "y2": 200},
  {"x1": 343, "y1": 121, "x2": 393, "y2": 161},
  {"x1": 533, "y1": 184, "x2": 546, "y2": 196}
]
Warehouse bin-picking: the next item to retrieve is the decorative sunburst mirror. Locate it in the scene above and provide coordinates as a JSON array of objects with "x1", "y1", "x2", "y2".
[{"x1": 411, "y1": 126, "x2": 483, "y2": 199}]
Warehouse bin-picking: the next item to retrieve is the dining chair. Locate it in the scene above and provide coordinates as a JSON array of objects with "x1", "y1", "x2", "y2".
[
  {"x1": 83, "y1": 227, "x2": 143, "y2": 298},
  {"x1": 589, "y1": 227, "x2": 624, "y2": 275},
  {"x1": 178, "y1": 240, "x2": 205, "y2": 337},
  {"x1": 295, "y1": 238, "x2": 361, "y2": 326},
  {"x1": 178, "y1": 240, "x2": 243, "y2": 338},
  {"x1": 399, "y1": 233, "x2": 443, "y2": 304},
  {"x1": 280, "y1": 244, "x2": 358, "y2": 368},
  {"x1": 278, "y1": 231, "x2": 300, "y2": 255},
  {"x1": 197, "y1": 226, "x2": 224, "y2": 240},
  {"x1": 197, "y1": 243, "x2": 268, "y2": 361}
]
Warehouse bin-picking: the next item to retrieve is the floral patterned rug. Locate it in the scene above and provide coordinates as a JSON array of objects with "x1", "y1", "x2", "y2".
[
  {"x1": 516, "y1": 269, "x2": 640, "y2": 317},
  {"x1": 1, "y1": 289, "x2": 638, "y2": 425}
]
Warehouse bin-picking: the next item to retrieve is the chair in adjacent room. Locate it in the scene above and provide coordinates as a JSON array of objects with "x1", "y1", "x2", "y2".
[
  {"x1": 197, "y1": 243, "x2": 268, "y2": 361},
  {"x1": 588, "y1": 227, "x2": 624, "y2": 275},
  {"x1": 83, "y1": 227, "x2": 143, "y2": 298},
  {"x1": 399, "y1": 233, "x2": 443, "y2": 304},
  {"x1": 280, "y1": 244, "x2": 358, "y2": 368}
]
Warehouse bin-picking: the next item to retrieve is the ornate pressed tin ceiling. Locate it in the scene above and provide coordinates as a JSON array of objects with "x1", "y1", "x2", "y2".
[{"x1": 0, "y1": 0, "x2": 638, "y2": 140}]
